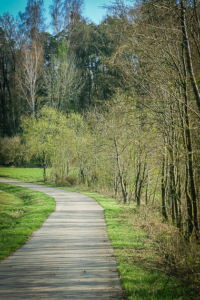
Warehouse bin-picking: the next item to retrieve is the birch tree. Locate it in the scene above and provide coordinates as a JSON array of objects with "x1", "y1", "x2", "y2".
[
  {"x1": 17, "y1": 41, "x2": 44, "y2": 115},
  {"x1": 45, "y1": 40, "x2": 82, "y2": 112}
]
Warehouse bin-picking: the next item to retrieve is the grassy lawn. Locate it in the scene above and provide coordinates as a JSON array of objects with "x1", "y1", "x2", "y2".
[
  {"x1": 0, "y1": 182, "x2": 55, "y2": 261},
  {"x1": 0, "y1": 167, "x2": 48, "y2": 183},
  {"x1": 0, "y1": 168, "x2": 194, "y2": 299}
]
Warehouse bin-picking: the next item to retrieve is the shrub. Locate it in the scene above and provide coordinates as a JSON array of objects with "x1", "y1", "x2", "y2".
[
  {"x1": 63, "y1": 175, "x2": 77, "y2": 186},
  {"x1": 50, "y1": 171, "x2": 77, "y2": 187},
  {"x1": 140, "y1": 207, "x2": 200, "y2": 298},
  {"x1": 0, "y1": 136, "x2": 23, "y2": 166}
]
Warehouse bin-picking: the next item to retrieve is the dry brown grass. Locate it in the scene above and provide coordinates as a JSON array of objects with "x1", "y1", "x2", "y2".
[{"x1": 135, "y1": 205, "x2": 200, "y2": 298}]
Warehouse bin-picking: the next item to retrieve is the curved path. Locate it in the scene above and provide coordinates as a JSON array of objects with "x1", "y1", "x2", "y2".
[{"x1": 0, "y1": 179, "x2": 122, "y2": 299}]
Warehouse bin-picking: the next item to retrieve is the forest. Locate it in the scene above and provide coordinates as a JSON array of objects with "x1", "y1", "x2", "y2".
[{"x1": 0, "y1": 0, "x2": 200, "y2": 291}]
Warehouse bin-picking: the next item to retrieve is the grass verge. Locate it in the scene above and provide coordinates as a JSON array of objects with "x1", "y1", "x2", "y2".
[
  {"x1": 78, "y1": 192, "x2": 192, "y2": 300},
  {"x1": 0, "y1": 182, "x2": 55, "y2": 261}
]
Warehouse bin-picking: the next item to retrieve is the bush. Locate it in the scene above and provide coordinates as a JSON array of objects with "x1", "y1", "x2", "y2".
[
  {"x1": 140, "y1": 207, "x2": 200, "y2": 298},
  {"x1": 0, "y1": 136, "x2": 23, "y2": 166},
  {"x1": 63, "y1": 175, "x2": 77, "y2": 186},
  {"x1": 50, "y1": 172, "x2": 77, "y2": 187}
]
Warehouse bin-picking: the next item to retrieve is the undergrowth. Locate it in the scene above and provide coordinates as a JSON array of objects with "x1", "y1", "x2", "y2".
[{"x1": 83, "y1": 193, "x2": 197, "y2": 300}]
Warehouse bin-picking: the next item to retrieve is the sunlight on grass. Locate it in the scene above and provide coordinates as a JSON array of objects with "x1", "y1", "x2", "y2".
[
  {"x1": 0, "y1": 182, "x2": 55, "y2": 261},
  {"x1": 0, "y1": 167, "x2": 49, "y2": 183},
  {"x1": 80, "y1": 192, "x2": 189, "y2": 300}
]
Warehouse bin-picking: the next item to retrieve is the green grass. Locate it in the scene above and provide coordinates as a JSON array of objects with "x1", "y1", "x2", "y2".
[
  {"x1": 0, "y1": 182, "x2": 55, "y2": 261},
  {"x1": 0, "y1": 168, "x2": 193, "y2": 299},
  {"x1": 0, "y1": 167, "x2": 49, "y2": 183},
  {"x1": 79, "y1": 192, "x2": 189, "y2": 300}
]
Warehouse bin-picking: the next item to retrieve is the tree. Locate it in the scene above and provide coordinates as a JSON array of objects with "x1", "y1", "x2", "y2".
[
  {"x1": 85, "y1": 93, "x2": 151, "y2": 204},
  {"x1": 49, "y1": 0, "x2": 84, "y2": 39},
  {"x1": 45, "y1": 40, "x2": 82, "y2": 112},
  {"x1": 49, "y1": 0, "x2": 63, "y2": 35},
  {"x1": 17, "y1": 40, "x2": 44, "y2": 116},
  {"x1": 18, "y1": 0, "x2": 46, "y2": 42},
  {"x1": 104, "y1": 0, "x2": 200, "y2": 238},
  {"x1": 0, "y1": 13, "x2": 20, "y2": 136},
  {"x1": 22, "y1": 106, "x2": 75, "y2": 181},
  {"x1": 62, "y1": 0, "x2": 84, "y2": 33},
  {"x1": 68, "y1": 18, "x2": 125, "y2": 109}
]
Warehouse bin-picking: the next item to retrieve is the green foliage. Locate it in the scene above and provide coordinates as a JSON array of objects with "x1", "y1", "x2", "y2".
[
  {"x1": 21, "y1": 107, "x2": 91, "y2": 185},
  {"x1": 57, "y1": 40, "x2": 68, "y2": 61},
  {"x1": 0, "y1": 183, "x2": 55, "y2": 261},
  {"x1": 22, "y1": 106, "x2": 68, "y2": 163},
  {"x1": 45, "y1": 40, "x2": 82, "y2": 112},
  {"x1": 0, "y1": 136, "x2": 23, "y2": 166}
]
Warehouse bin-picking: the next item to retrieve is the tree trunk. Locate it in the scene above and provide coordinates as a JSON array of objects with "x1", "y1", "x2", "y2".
[
  {"x1": 161, "y1": 154, "x2": 168, "y2": 221},
  {"x1": 181, "y1": 19, "x2": 199, "y2": 239},
  {"x1": 181, "y1": 0, "x2": 200, "y2": 113},
  {"x1": 114, "y1": 137, "x2": 127, "y2": 204},
  {"x1": 183, "y1": 79, "x2": 198, "y2": 239},
  {"x1": 43, "y1": 150, "x2": 47, "y2": 182}
]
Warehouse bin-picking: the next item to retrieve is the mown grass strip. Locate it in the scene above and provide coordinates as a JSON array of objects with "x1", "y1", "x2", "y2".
[
  {"x1": 0, "y1": 167, "x2": 47, "y2": 183},
  {"x1": 0, "y1": 182, "x2": 55, "y2": 261}
]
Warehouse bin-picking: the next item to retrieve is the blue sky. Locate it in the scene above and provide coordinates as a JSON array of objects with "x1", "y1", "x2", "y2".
[{"x1": 0, "y1": 0, "x2": 131, "y2": 25}]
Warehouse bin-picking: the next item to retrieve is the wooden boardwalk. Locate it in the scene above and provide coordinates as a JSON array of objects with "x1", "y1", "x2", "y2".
[{"x1": 0, "y1": 179, "x2": 122, "y2": 299}]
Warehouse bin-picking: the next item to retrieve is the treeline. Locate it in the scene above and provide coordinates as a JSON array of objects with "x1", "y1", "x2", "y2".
[
  {"x1": 0, "y1": 0, "x2": 120, "y2": 135},
  {"x1": 0, "y1": 0, "x2": 200, "y2": 241}
]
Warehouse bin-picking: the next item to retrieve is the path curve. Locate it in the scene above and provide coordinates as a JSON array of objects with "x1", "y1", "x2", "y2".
[{"x1": 0, "y1": 179, "x2": 122, "y2": 299}]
